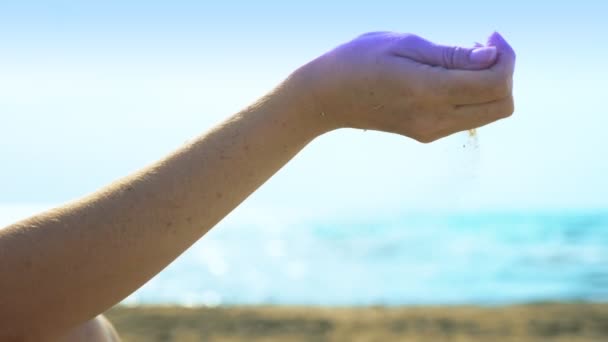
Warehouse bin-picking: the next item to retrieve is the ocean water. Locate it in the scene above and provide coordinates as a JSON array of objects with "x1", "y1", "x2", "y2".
[
  {"x1": 119, "y1": 210, "x2": 608, "y2": 307},
  {"x1": 2, "y1": 205, "x2": 607, "y2": 306}
]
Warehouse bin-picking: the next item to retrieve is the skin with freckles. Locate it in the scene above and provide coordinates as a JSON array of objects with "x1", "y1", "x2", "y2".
[{"x1": 0, "y1": 31, "x2": 515, "y2": 341}]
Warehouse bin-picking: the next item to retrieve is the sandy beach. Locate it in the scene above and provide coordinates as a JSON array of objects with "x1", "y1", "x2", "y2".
[{"x1": 105, "y1": 302, "x2": 608, "y2": 341}]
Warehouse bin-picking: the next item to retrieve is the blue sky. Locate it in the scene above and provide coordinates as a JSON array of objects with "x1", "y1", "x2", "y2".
[{"x1": 1, "y1": 1, "x2": 608, "y2": 226}]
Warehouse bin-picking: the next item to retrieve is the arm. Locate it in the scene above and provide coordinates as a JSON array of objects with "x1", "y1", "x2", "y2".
[{"x1": 0, "y1": 31, "x2": 515, "y2": 340}]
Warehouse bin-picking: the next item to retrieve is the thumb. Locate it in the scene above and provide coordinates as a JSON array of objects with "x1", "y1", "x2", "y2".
[{"x1": 393, "y1": 35, "x2": 498, "y2": 70}]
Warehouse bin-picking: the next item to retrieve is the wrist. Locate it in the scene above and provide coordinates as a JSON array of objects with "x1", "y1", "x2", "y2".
[
  {"x1": 284, "y1": 62, "x2": 341, "y2": 135},
  {"x1": 240, "y1": 74, "x2": 325, "y2": 146}
]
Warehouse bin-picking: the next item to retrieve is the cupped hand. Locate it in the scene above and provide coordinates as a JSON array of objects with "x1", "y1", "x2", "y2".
[{"x1": 297, "y1": 31, "x2": 516, "y2": 142}]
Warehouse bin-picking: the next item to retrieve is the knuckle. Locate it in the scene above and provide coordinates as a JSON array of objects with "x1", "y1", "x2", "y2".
[
  {"x1": 357, "y1": 31, "x2": 389, "y2": 39},
  {"x1": 450, "y1": 46, "x2": 470, "y2": 68},
  {"x1": 442, "y1": 46, "x2": 457, "y2": 68},
  {"x1": 397, "y1": 33, "x2": 423, "y2": 47}
]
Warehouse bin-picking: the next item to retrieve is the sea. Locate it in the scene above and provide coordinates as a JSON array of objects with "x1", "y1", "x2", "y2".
[
  {"x1": 1, "y1": 206, "x2": 607, "y2": 307},
  {"x1": 127, "y1": 210, "x2": 608, "y2": 307}
]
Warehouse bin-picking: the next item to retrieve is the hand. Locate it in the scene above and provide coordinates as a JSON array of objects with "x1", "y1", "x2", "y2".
[{"x1": 296, "y1": 31, "x2": 516, "y2": 142}]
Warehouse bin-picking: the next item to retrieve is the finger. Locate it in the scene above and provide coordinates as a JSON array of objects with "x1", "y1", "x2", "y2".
[
  {"x1": 438, "y1": 32, "x2": 516, "y2": 104},
  {"x1": 396, "y1": 96, "x2": 514, "y2": 143},
  {"x1": 391, "y1": 34, "x2": 498, "y2": 70},
  {"x1": 465, "y1": 32, "x2": 516, "y2": 88},
  {"x1": 486, "y1": 31, "x2": 516, "y2": 79},
  {"x1": 450, "y1": 95, "x2": 514, "y2": 132}
]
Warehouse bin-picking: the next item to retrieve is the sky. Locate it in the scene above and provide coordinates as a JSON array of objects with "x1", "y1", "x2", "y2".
[{"x1": 1, "y1": 1, "x2": 608, "y2": 227}]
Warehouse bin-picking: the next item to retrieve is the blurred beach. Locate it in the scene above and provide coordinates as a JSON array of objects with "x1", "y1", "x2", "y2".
[
  {"x1": 103, "y1": 211, "x2": 608, "y2": 340},
  {"x1": 106, "y1": 303, "x2": 608, "y2": 341}
]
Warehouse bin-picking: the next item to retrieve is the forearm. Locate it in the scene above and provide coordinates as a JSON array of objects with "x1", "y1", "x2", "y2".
[
  {"x1": 0, "y1": 30, "x2": 516, "y2": 340},
  {"x1": 0, "y1": 71, "x2": 324, "y2": 339}
]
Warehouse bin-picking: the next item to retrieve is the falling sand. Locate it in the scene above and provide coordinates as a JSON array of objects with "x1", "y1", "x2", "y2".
[{"x1": 467, "y1": 128, "x2": 479, "y2": 149}]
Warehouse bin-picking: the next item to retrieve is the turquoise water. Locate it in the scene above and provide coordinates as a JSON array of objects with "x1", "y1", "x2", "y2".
[{"x1": 124, "y1": 211, "x2": 608, "y2": 306}]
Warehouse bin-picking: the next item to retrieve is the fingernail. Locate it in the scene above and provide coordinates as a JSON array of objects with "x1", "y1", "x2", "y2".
[{"x1": 470, "y1": 46, "x2": 497, "y2": 64}]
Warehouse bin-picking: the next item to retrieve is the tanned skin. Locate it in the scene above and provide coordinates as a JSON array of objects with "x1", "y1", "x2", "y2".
[{"x1": 0, "y1": 31, "x2": 515, "y2": 341}]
